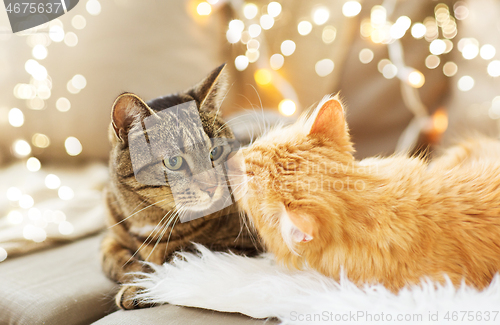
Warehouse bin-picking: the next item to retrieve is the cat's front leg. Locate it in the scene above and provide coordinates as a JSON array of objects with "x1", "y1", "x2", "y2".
[{"x1": 100, "y1": 232, "x2": 156, "y2": 309}]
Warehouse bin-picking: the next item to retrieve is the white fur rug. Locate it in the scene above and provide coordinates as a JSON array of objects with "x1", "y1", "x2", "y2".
[{"x1": 131, "y1": 244, "x2": 500, "y2": 324}]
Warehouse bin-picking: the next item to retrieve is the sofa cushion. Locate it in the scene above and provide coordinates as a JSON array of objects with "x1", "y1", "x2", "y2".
[
  {"x1": 0, "y1": 234, "x2": 117, "y2": 325},
  {"x1": 93, "y1": 305, "x2": 277, "y2": 325}
]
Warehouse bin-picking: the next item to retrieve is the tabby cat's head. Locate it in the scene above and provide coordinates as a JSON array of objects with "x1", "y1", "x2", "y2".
[{"x1": 109, "y1": 64, "x2": 238, "y2": 221}]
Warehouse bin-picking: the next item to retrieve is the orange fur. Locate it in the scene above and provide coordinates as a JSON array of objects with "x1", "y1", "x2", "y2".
[{"x1": 240, "y1": 95, "x2": 500, "y2": 292}]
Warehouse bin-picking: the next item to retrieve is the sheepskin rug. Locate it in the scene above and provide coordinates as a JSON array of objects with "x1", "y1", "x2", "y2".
[{"x1": 131, "y1": 244, "x2": 500, "y2": 324}]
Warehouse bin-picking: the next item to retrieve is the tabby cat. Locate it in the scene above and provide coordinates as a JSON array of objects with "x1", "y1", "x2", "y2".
[
  {"x1": 101, "y1": 64, "x2": 261, "y2": 309},
  {"x1": 239, "y1": 95, "x2": 500, "y2": 292}
]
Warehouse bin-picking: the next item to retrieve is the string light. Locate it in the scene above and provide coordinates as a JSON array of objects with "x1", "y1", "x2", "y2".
[
  {"x1": 234, "y1": 55, "x2": 249, "y2": 71},
  {"x1": 462, "y1": 43, "x2": 479, "y2": 60},
  {"x1": 312, "y1": 6, "x2": 330, "y2": 26},
  {"x1": 65, "y1": 136, "x2": 83, "y2": 156},
  {"x1": 488, "y1": 61, "x2": 500, "y2": 77},
  {"x1": 315, "y1": 59, "x2": 334, "y2": 77},
  {"x1": 248, "y1": 24, "x2": 261, "y2": 38},
  {"x1": 408, "y1": 70, "x2": 425, "y2": 88},
  {"x1": 260, "y1": 15, "x2": 274, "y2": 30},
  {"x1": 267, "y1": 2, "x2": 282, "y2": 18},
  {"x1": 458, "y1": 76, "x2": 474, "y2": 91},
  {"x1": 64, "y1": 32, "x2": 78, "y2": 47},
  {"x1": 49, "y1": 26, "x2": 64, "y2": 42},
  {"x1": 425, "y1": 55, "x2": 440, "y2": 69},
  {"x1": 197, "y1": 2, "x2": 211, "y2": 16},
  {"x1": 411, "y1": 23, "x2": 426, "y2": 39},
  {"x1": 58, "y1": 186, "x2": 75, "y2": 200},
  {"x1": 19, "y1": 194, "x2": 34, "y2": 209},
  {"x1": 342, "y1": 1, "x2": 361, "y2": 18},
  {"x1": 8, "y1": 108, "x2": 24, "y2": 127},
  {"x1": 7, "y1": 211, "x2": 23, "y2": 224},
  {"x1": 270, "y1": 54, "x2": 284, "y2": 70},
  {"x1": 480, "y1": 45, "x2": 496, "y2": 60},
  {"x1": 382, "y1": 64, "x2": 398, "y2": 79},
  {"x1": 322, "y1": 26, "x2": 336, "y2": 44},
  {"x1": 247, "y1": 39, "x2": 260, "y2": 52},
  {"x1": 13, "y1": 140, "x2": 31, "y2": 157},
  {"x1": 254, "y1": 69, "x2": 272, "y2": 85},
  {"x1": 281, "y1": 40, "x2": 296, "y2": 56},
  {"x1": 6, "y1": 187, "x2": 22, "y2": 201},
  {"x1": 359, "y1": 48, "x2": 374, "y2": 64},
  {"x1": 45, "y1": 174, "x2": 61, "y2": 189},
  {"x1": 32, "y1": 45, "x2": 47, "y2": 60},
  {"x1": 26, "y1": 157, "x2": 41, "y2": 172},
  {"x1": 86, "y1": 0, "x2": 102, "y2": 16},
  {"x1": 243, "y1": 3, "x2": 258, "y2": 20},
  {"x1": 56, "y1": 97, "x2": 71, "y2": 112},
  {"x1": 429, "y1": 39, "x2": 446, "y2": 55},
  {"x1": 297, "y1": 21, "x2": 313, "y2": 36},
  {"x1": 443, "y1": 62, "x2": 458, "y2": 77},
  {"x1": 278, "y1": 99, "x2": 296, "y2": 116},
  {"x1": 32, "y1": 133, "x2": 50, "y2": 148},
  {"x1": 72, "y1": 15, "x2": 86, "y2": 29}
]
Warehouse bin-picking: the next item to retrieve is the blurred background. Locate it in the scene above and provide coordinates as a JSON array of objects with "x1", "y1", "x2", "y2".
[{"x1": 0, "y1": 0, "x2": 500, "y2": 259}]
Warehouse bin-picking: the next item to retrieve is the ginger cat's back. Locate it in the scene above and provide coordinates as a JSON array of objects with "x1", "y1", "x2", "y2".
[{"x1": 240, "y1": 96, "x2": 500, "y2": 292}]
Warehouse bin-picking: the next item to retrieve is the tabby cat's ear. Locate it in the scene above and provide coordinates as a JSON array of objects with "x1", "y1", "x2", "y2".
[
  {"x1": 111, "y1": 93, "x2": 155, "y2": 142},
  {"x1": 306, "y1": 95, "x2": 347, "y2": 141},
  {"x1": 280, "y1": 208, "x2": 317, "y2": 246},
  {"x1": 188, "y1": 63, "x2": 228, "y2": 111}
]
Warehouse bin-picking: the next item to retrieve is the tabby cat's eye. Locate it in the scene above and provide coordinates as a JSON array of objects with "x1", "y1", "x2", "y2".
[
  {"x1": 163, "y1": 156, "x2": 183, "y2": 170},
  {"x1": 210, "y1": 146, "x2": 225, "y2": 161}
]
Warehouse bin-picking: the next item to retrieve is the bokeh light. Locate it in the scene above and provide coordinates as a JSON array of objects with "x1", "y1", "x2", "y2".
[
  {"x1": 298, "y1": 21, "x2": 313, "y2": 36},
  {"x1": 65, "y1": 137, "x2": 83, "y2": 156},
  {"x1": 315, "y1": 59, "x2": 334, "y2": 77},
  {"x1": 278, "y1": 99, "x2": 296, "y2": 116}
]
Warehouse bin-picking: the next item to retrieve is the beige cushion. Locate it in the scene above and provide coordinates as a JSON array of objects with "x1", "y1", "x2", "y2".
[
  {"x1": 0, "y1": 234, "x2": 117, "y2": 324},
  {"x1": 93, "y1": 305, "x2": 277, "y2": 325}
]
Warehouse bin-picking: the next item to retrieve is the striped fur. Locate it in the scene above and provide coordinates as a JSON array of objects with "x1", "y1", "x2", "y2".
[{"x1": 100, "y1": 64, "x2": 262, "y2": 309}]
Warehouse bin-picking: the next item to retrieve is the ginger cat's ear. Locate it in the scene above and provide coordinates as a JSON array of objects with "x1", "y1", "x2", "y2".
[
  {"x1": 280, "y1": 208, "x2": 317, "y2": 249},
  {"x1": 111, "y1": 93, "x2": 155, "y2": 142},
  {"x1": 306, "y1": 95, "x2": 346, "y2": 140}
]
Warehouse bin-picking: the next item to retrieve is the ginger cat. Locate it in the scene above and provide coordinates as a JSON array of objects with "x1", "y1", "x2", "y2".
[{"x1": 239, "y1": 95, "x2": 500, "y2": 292}]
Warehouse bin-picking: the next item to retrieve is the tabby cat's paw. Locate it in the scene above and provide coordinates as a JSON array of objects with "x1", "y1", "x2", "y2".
[{"x1": 116, "y1": 285, "x2": 156, "y2": 310}]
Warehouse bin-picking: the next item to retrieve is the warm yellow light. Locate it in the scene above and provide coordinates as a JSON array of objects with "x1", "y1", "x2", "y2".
[
  {"x1": 197, "y1": 2, "x2": 211, "y2": 15},
  {"x1": 56, "y1": 97, "x2": 71, "y2": 112},
  {"x1": 254, "y1": 69, "x2": 272, "y2": 86},
  {"x1": 315, "y1": 59, "x2": 334, "y2": 77},
  {"x1": 279, "y1": 99, "x2": 296, "y2": 116},
  {"x1": 72, "y1": 15, "x2": 86, "y2": 29},
  {"x1": 429, "y1": 39, "x2": 446, "y2": 55},
  {"x1": 64, "y1": 32, "x2": 78, "y2": 47},
  {"x1": 86, "y1": 0, "x2": 101, "y2": 16},
  {"x1": 408, "y1": 70, "x2": 425, "y2": 88},
  {"x1": 432, "y1": 108, "x2": 448, "y2": 134},
  {"x1": 480, "y1": 44, "x2": 496, "y2": 60}
]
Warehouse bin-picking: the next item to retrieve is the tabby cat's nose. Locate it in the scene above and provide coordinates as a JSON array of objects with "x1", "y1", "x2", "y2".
[{"x1": 201, "y1": 186, "x2": 217, "y2": 198}]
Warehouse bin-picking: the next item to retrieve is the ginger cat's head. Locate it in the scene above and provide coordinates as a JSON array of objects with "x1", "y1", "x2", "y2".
[{"x1": 239, "y1": 95, "x2": 358, "y2": 263}]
